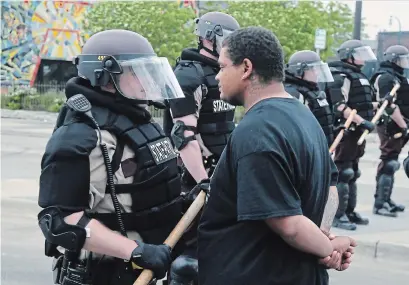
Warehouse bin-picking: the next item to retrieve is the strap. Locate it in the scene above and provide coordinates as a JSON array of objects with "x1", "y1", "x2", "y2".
[{"x1": 198, "y1": 122, "x2": 235, "y2": 134}]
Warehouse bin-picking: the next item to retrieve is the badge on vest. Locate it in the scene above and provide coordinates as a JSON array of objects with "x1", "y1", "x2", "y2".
[
  {"x1": 148, "y1": 137, "x2": 177, "y2": 165},
  {"x1": 213, "y1": 100, "x2": 235, "y2": 113},
  {"x1": 317, "y1": 98, "x2": 329, "y2": 107},
  {"x1": 359, "y1": 78, "x2": 370, "y2": 86}
]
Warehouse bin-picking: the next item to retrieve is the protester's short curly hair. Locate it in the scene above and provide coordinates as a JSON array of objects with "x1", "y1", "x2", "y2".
[{"x1": 222, "y1": 26, "x2": 284, "y2": 84}]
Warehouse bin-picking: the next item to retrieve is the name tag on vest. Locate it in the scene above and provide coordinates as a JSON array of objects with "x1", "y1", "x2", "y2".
[
  {"x1": 148, "y1": 137, "x2": 177, "y2": 165},
  {"x1": 317, "y1": 98, "x2": 329, "y2": 107},
  {"x1": 359, "y1": 78, "x2": 370, "y2": 86},
  {"x1": 213, "y1": 100, "x2": 235, "y2": 113}
]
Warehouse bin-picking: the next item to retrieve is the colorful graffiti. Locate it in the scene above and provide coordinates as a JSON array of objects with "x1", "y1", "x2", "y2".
[
  {"x1": 177, "y1": 0, "x2": 199, "y2": 16},
  {"x1": 1, "y1": 0, "x2": 92, "y2": 85}
]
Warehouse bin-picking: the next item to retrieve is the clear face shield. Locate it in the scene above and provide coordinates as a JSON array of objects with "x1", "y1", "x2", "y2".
[
  {"x1": 215, "y1": 28, "x2": 233, "y2": 54},
  {"x1": 397, "y1": 54, "x2": 409, "y2": 69},
  {"x1": 288, "y1": 61, "x2": 334, "y2": 83},
  {"x1": 112, "y1": 56, "x2": 185, "y2": 101},
  {"x1": 352, "y1": 46, "x2": 377, "y2": 62}
]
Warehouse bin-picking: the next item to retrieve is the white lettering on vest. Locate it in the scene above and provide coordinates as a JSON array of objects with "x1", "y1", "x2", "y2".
[
  {"x1": 148, "y1": 137, "x2": 177, "y2": 165},
  {"x1": 213, "y1": 100, "x2": 235, "y2": 113}
]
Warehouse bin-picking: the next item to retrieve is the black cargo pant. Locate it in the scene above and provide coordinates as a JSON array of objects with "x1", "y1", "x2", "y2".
[
  {"x1": 374, "y1": 124, "x2": 409, "y2": 208},
  {"x1": 333, "y1": 130, "x2": 366, "y2": 217}
]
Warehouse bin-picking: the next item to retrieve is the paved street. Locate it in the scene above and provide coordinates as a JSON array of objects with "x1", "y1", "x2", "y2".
[{"x1": 1, "y1": 112, "x2": 409, "y2": 285}]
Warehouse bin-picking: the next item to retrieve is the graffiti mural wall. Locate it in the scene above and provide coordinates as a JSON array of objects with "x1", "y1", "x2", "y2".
[{"x1": 1, "y1": 0, "x2": 92, "y2": 85}]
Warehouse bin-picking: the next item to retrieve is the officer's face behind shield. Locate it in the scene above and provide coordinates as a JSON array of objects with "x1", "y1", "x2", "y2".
[
  {"x1": 351, "y1": 46, "x2": 377, "y2": 65},
  {"x1": 113, "y1": 56, "x2": 185, "y2": 101},
  {"x1": 301, "y1": 62, "x2": 334, "y2": 83}
]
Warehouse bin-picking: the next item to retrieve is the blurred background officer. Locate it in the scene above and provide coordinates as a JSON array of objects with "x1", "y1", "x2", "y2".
[
  {"x1": 285, "y1": 50, "x2": 335, "y2": 147},
  {"x1": 163, "y1": 11, "x2": 240, "y2": 285},
  {"x1": 37, "y1": 29, "x2": 190, "y2": 285},
  {"x1": 370, "y1": 44, "x2": 409, "y2": 217},
  {"x1": 324, "y1": 39, "x2": 377, "y2": 230}
]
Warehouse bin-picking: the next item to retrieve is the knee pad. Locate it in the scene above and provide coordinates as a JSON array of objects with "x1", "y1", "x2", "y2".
[
  {"x1": 383, "y1": 160, "x2": 400, "y2": 175},
  {"x1": 403, "y1": 156, "x2": 409, "y2": 178},
  {"x1": 170, "y1": 255, "x2": 198, "y2": 282},
  {"x1": 338, "y1": 168, "x2": 355, "y2": 183}
]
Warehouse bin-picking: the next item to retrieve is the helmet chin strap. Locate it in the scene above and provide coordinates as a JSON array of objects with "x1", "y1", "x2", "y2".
[{"x1": 198, "y1": 39, "x2": 219, "y2": 58}]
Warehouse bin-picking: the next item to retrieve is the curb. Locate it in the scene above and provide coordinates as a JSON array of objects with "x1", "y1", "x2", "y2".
[{"x1": 354, "y1": 239, "x2": 409, "y2": 261}]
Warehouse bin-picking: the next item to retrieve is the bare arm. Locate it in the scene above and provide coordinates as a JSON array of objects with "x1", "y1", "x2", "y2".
[
  {"x1": 265, "y1": 215, "x2": 333, "y2": 258},
  {"x1": 174, "y1": 114, "x2": 208, "y2": 183},
  {"x1": 388, "y1": 105, "x2": 408, "y2": 128},
  {"x1": 64, "y1": 211, "x2": 136, "y2": 260},
  {"x1": 320, "y1": 186, "x2": 339, "y2": 235}
]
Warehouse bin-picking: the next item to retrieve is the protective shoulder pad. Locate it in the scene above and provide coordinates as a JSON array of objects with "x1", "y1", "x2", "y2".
[
  {"x1": 174, "y1": 60, "x2": 205, "y2": 95},
  {"x1": 284, "y1": 84, "x2": 302, "y2": 100},
  {"x1": 38, "y1": 121, "x2": 98, "y2": 210}
]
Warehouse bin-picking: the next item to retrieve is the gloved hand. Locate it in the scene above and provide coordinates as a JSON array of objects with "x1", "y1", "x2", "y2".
[
  {"x1": 380, "y1": 92, "x2": 395, "y2": 106},
  {"x1": 357, "y1": 120, "x2": 375, "y2": 132},
  {"x1": 130, "y1": 241, "x2": 172, "y2": 279},
  {"x1": 183, "y1": 178, "x2": 211, "y2": 211}
]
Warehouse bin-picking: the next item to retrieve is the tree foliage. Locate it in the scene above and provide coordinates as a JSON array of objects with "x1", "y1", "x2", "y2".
[
  {"x1": 224, "y1": 0, "x2": 353, "y2": 61},
  {"x1": 83, "y1": 0, "x2": 354, "y2": 64},
  {"x1": 83, "y1": 1, "x2": 198, "y2": 65}
]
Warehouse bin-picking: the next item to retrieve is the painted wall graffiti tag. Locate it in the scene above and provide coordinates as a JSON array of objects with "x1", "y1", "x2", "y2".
[{"x1": 1, "y1": 0, "x2": 92, "y2": 85}]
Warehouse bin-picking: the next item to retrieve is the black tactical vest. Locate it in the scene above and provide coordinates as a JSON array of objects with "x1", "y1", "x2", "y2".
[
  {"x1": 285, "y1": 81, "x2": 334, "y2": 146},
  {"x1": 175, "y1": 60, "x2": 236, "y2": 159},
  {"x1": 57, "y1": 106, "x2": 183, "y2": 245},
  {"x1": 328, "y1": 61, "x2": 374, "y2": 122},
  {"x1": 370, "y1": 63, "x2": 409, "y2": 119}
]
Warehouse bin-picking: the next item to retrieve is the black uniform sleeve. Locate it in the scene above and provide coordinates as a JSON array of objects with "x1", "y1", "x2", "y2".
[
  {"x1": 326, "y1": 72, "x2": 346, "y2": 106},
  {"x1": 236, "y1": 152, "x2": 302, "y2": 221},
  {"x1": 284, "y1": 85, "x2": 302, "y2": 101},
  {"x1": 168, "y1": 64, "x2": 204, "y2": 119},
  {"x1": 329, "y1": 158, "x2": 339, "y2": 186},
  {"x1": 376, "y1": 73, "x2": 396, "y2": 100},
  {"x1": 38, "y1": 122, "x2": 98, "y2": 212}
]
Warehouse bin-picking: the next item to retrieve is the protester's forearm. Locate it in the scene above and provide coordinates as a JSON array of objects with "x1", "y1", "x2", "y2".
[
  {"x1": 65, "y1": 211, "x2": 136, "y2": 260},
  {"x1": 267, "y1": 215, "x2": 333, "y2": 258},
  {"x1": 320, "y1": 186, "x2": 339, "y2": 234}
]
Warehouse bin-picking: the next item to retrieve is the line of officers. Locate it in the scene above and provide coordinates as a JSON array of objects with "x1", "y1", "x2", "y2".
[{"x1": 36, "y1": 11, "x2": 409, "y2": 285}]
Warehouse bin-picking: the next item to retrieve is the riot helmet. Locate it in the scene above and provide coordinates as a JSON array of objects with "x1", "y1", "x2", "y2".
[
  {"x1": 195, "y1": 11, "x2": 240, "y2": 57},
  {"x1": 73, "y1": 29, "x2": 185, "y2": 102},
  {"x1": 337, "y1": 39, "x2": 377, "y2": 66},
  {"x1": 384, "y1": 45, "x2": 409, "y2": 69},
  {"x1": 286, "y1": 50, "x2": 334, "y2": 83}
]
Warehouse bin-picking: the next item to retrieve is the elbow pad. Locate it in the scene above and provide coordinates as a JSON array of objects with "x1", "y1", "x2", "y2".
[
  {"x1": 38, "y1": 206, "x2": 88, "y2": 254},
  {"x1": 171, "y1": 120, "x2": 198, "y2": 151},
  {"x1": 333, "y1": 101, "x2": 347, "y2": 118}
]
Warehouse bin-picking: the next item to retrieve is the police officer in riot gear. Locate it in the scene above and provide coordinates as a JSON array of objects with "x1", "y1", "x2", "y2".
[
  {"x1": 37, "y1": 29, "x2": 190, "y2": 285},
  {"x1": 285, "y1": 50, "x2": 335, "y2": 147},
  {"x1": 370, "y1": 45, "x2": 409, "y2": 217},
  {"x1": 325, "y1": 39, "x2": 378, "y2": 230},
  {"x1": 162, "y1": 11, "x2": 240, "y2": 285}
]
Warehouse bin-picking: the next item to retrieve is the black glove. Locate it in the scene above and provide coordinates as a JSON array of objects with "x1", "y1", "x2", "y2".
[
  {"x1": 183, "y1": 178, "x2": 211, "y2": 211},
  {"x1": 380, "y1": 92, "x2": 394, "y2": 107},
  {"x1": 358, "y1": 120, "x2": 375, "y2": 132},
  {"x1": 130, "y1": 241, "x2": 172, "y2": 279}
]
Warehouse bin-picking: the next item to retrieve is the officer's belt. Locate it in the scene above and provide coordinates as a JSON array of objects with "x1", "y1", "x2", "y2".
[{"x1": 198, "y1": 121, "x2": 235, "y2": 134}]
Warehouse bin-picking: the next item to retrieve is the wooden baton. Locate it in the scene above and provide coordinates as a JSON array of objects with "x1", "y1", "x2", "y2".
[
  {"x1": 357, "y1": 83, "x2": 401, "y2": 145},
  {"x1": 329, "y1": 109, "x2": 357, "y2": 154},
  {"x1": 133, "y1": 190, "x2": 207, "y2": 285}
]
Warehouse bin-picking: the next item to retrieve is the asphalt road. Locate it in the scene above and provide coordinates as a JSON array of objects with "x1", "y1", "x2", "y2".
[{"x1": 1, "y1": 117, "x2": 409, "y2": 285}]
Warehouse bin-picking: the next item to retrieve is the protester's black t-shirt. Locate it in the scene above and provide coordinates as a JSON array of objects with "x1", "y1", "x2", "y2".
[{"x1": 198, "y1": 97, "x2": 338, "y2": 285}]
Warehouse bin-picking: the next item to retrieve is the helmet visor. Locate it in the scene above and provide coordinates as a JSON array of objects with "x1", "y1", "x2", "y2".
[
  {"x1": 215, "y1": 29, "x2": 234, "y2": 54},
  {"x1": 398, "y1": 54, "x2": 409, "y2": 69},
  {"x1": 353, "y1": 46, "x2": 377, "y2": 62},
  {"x1": 287, "y1": 61, "x2": 334, "y2": 83},
  {"x1": 113, "y1": 57, "x2": 185, "y2": 101}
]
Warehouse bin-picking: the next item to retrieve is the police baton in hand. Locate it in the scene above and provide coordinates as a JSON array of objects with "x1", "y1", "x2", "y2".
[
  {"x1": 357, "y1": 82, "x2": 401, "y2": 145},
  {"x1": 133, "y1": 190, "x2": 207, "y2": 285},
  {"x1": 329, "y1": 109, "x2": 357, "y2": 154}
]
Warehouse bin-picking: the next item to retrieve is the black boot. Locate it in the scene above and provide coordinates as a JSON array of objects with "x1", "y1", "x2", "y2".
[
  {"x1": 333, "y1": 168, "x2": 356, "y2": 231},
  {"x1": 387, "y1": 176, "x2": 405, "y2": 212},
  {"x1": 346, "y1": 181, "x2": 369, "y2": 225},
  {"x1": 373, "y1": 173, "x2": 398, "y2": 217}
]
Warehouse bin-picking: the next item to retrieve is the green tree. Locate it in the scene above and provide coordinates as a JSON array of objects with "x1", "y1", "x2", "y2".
[
  {"x1": 83, "y1": 1, "x2": 199, "y2": 65},
  {"x1": 224, "y1": 0, "x2": 354, "y2": 61}
]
